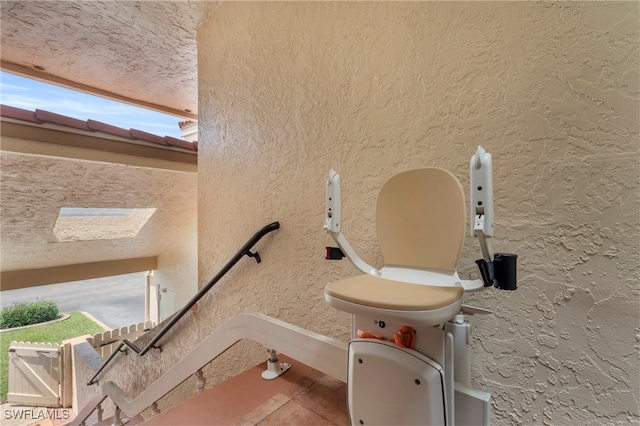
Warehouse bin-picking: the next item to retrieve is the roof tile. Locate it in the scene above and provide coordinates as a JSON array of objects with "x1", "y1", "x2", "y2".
[
  {"x1": 35, "y1": 109, "x2": 92, "y2": 131},
  {"x1": 130, "y1": 128, "x2": 169, "y2": 147},
  {"x1": 87, "y1": 119, "x2": 134, "y2": 140},
  {"x1": 1, "y1": 104, "x2": 197, "y2": 152},
  {"x1": 165, "y1": 136, "x2": 197, "y2": 151},
  {"x1": 0, "y1": 104, "x2": 43, "y2": 124}
]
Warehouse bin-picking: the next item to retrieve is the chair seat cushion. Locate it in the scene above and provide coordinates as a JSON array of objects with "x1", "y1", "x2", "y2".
[{"x1": 325, "y1": 274, "x2": 463, "y2": 311}]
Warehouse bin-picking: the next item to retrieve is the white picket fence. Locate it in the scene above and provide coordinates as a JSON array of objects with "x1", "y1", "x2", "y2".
[
  {"x1": 87, "y1": 321, "x2": 155, "y2": 358},
  {"x1": 6, "y1": 321, "x2": 156, "y2": 408}
]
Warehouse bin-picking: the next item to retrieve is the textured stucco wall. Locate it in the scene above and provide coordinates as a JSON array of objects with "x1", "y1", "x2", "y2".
[
  {"x1": 196, "y1": 2, "x2": 639, "y2": 424},
  {"x1": 0, "y1": 147, "x2": 197, "y2": 271},
  {"x1": 152, "y1": 217, "x2": 198, "y2": 322},
  {"x1": 82, "y1": 2, "x2": 638, "y2": 424}
]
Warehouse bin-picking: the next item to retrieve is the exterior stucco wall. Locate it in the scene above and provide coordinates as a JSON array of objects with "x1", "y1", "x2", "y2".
[
  {"x1": 196, "y1": 2, "x2": 639, "y2": 424},
  {"x1": 151, "y1": 217, "x2": 198, "y2": 322}
]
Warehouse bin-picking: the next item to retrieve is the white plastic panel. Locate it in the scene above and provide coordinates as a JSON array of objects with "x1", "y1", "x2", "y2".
[
  {"x1": 323, "y1": 169, "x2": 342, "y2": 233},
  {"x1": 454, "y1": 382, "x2": 491, "y2": 426},
  {"x1": 348, "y1": 339, "x2": 447, "y2": 426},
  {"x1": 469, "y1": 146, "x2": 494, "y2": 237},
  {"x1": 444, "y1": 331, "x2": 455, "y2": 425},
  {"x1": 444, "y1": 317, "x2": 471, "y2": 387}
]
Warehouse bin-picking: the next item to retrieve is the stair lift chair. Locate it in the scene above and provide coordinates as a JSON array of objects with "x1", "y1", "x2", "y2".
[{"x1": 323, "y1": 147, "x2": 517, "y2": 425}]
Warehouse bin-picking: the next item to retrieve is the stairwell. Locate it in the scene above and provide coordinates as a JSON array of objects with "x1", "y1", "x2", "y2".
[
  {"x1": 71, "y1": 312, "x2": 348, "y2": 426},
  {"x1": 92, "y1": 355, "x2": 348, "y2": 426},
  {"x1": 70, "y1": 223, "x2": 351, "y2": 425}
]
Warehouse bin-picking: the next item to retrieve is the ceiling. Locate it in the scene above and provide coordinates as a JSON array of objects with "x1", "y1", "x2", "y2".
[{"x1": 0, "y1": 1, "x2": 221, "y2": 119}]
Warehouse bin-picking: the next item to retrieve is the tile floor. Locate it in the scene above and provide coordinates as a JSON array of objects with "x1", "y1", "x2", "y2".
[{"x1": 139, "y1": 354, "x2": 349, "y2": 426}]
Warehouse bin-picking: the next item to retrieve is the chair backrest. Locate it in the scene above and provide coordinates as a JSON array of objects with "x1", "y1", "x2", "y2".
[{"x1": 376, "y1": 168, "x2": 466, "y2": 272}]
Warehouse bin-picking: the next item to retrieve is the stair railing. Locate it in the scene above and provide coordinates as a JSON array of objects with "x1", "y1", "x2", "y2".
[{"x1": 87, "y1": 221, "x2": 280, "y2": 386}]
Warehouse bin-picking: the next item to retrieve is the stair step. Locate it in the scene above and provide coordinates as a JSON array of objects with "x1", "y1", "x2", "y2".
[{"x1": 138, "y1": 355, "x2": 348, "y2": 425}]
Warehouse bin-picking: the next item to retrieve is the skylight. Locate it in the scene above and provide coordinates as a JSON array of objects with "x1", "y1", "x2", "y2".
[
  {"x1": 58, "y1": 207, "x2": 134, "y2": 217},
  {"x1": 53, "y1": 207, "x2": 156, "y2": 242}
]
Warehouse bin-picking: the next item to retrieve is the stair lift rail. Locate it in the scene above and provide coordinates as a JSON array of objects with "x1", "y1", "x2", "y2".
[
  {"x1": 72, "y1": 313, "x2": 348, "y2": 426},
  {"x1": 87, "y1": 221, "x2": 280, "y2": 386}
]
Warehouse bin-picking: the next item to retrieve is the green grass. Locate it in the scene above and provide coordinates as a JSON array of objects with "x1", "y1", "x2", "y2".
[{"x1": 0, "y1": 311, "x2": 105, "y2": 403}]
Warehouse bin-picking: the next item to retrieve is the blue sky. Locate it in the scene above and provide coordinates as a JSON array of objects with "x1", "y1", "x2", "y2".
[{"x1": 0, "y1": 71, "x2": 183, "y2": 138}]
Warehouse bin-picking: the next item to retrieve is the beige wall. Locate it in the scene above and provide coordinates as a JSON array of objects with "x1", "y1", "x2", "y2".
[
  {"x1": 151, "y1": 218, "x2": 198, "y2": 322},
  {"x1": 196, "y1": 2, "x2": 639, "y2": 424}
]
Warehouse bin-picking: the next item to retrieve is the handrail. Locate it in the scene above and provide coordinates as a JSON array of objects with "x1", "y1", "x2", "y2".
[
  {"x1": 72, "y1": 313, "x2": 347, "y2": 426},
  {"x1": 87, "y1": 221, "x2": 280, "y2": 385}
]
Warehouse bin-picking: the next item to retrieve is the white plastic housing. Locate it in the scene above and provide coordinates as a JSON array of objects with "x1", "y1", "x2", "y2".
[
  {"x1": 444, "y1": 315, "x2": 471, "y2": 387},
  {"x1": 470, "y1": 146, "x2": 494, "y2": 237},
  {"x1": 323, "y1": 169, "x2": 341, "y2": 233},
  {"x1": 348, "y1": 340, "x2": 448, "y2": 426},
  {"x1": 454, "y1": 383, "x2": 491, "y2": 426}
]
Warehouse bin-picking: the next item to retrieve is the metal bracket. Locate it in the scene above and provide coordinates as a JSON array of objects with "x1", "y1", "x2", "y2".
[
  {"x1": 261, "y1": 349, "x2": 291, "y2": 380},
  {"x1": 473, "y1": 215, "x2": 493, "y2": 262},
  {"x1": 245, "y1": 250, "x2": 261, "y2": 264}
]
